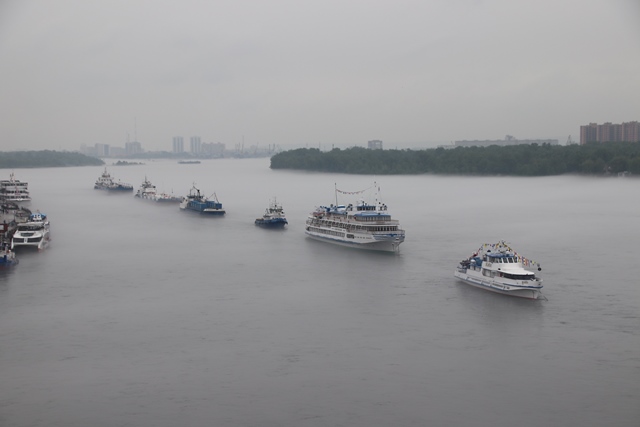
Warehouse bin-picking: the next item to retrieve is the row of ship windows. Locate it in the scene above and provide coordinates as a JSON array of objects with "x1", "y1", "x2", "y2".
[
  {"x1": 488, "y1": 257, "x2": 518, "y2": 264},
  {"x1": 482, "y1": 269, "x2": 535, "y2": 280},
  {"x1": 310, "y1": 220, "x2": 398, "y2": 232},
  {"x1": 354, "y1": 216, "x2": 391, "y2": 222},
  {"x1": 308, "y1": 227, "x2": 361, "y2": 239}
]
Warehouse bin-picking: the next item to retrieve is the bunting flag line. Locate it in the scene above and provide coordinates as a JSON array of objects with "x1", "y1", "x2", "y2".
[
  {"x1": 335, "y1": 185, "x2": 373, "y2": 195},
  {"x1": 472, "y1": 241, "x2": 539, "y2": 267}
]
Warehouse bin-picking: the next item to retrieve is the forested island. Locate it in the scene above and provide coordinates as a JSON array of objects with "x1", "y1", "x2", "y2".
[
  {"x1": 0, "y1": 150, "x2": 104, "y2": 168},
  {"x1": 270, "y1": 142, "x2": 640, "y2": 176}
]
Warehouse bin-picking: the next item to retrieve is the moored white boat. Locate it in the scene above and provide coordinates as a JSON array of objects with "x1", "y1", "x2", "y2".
[
  {"x1": 454, "y1": 241, "x2": 543, "y2": 299},
  {"x1": 11, "y1": 212, "x2": 50, "y2": 250},
  {"x1": 305, "y1": 183, "x2": 405, "y2": 252}
]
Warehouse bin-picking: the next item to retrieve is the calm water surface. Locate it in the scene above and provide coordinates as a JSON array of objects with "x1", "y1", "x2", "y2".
[{"x1": 1, "y1": 158, "x2": 638, "y2": 427}]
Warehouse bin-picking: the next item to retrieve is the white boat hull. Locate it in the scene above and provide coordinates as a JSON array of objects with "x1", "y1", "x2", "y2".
[
  {"x1": 454, "y1": 269, "x2": 542, "y2": 300},
  {"x1": 305, "y1": 228, "x2": 403, "y2": 252},
  {"x1": 11, "y1": 229, "x2": 50, "y2": 250}
]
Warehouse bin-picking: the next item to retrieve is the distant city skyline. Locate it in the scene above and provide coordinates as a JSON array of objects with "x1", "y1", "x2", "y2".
[
  {"x1": 580, "y1": 121, "x2": 640, "y2": 144},
  {"x1": 1, "y1": 1, "x2": 639, "y2": 152}
]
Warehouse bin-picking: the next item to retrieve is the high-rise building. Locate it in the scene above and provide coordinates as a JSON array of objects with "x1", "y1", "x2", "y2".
[
  {"x1": 125, "y1": 141, "x2": 142, "y2": 155},
  {"x1": 201, "y1": 142, "x2": 225, "y2": 157},
  {"x1": 580, "y1": 123, "x2": 598, "y2": 145},
  {"x1": 368, "y1": 140, "x2": 383, "y2": 150},
  {"x1": 622, "y1": 121, "x2": 640, "y2": 143},
  {"x1": 173, "y1": 136, "x2": 184, "y2": 153},
  {"x1": 580, "y1": 121, "x2": 640, "y2": 144},
  {"x1": 190, "y1": 136, "x2": 202, "y2": 154},
  {"x1": 95, "y1": 143, "x2": 110, "y2": 157}
]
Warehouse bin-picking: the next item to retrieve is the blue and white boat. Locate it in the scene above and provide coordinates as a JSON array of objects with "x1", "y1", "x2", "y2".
[
  {"x1": 305, "y1": 183, "x2": 405, "y2": 252},
  {"x1": 255, "y1": 199, "x2": 288, "y2": 228},
  {"x1": 0, "y1": 246, "x2": 18, "y2": 267},
  {"x1": 454, "y1": 241, "x2": 543, "y2": 299},
  {"x1": 179, "y1": 185, "x2": 225, "y2": 215},
  {"x1": 94, "y1": 168, "x2": 133, "y2": 192}
]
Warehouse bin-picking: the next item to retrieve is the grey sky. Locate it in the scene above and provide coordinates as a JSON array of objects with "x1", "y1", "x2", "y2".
[{"x1": 1, "y1": 0, "x2": 639, "y2": 152}]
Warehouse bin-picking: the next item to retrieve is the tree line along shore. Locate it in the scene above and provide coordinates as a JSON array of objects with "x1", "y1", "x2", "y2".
[
  {"x1": 0, "y1": 151, "x2": 103, "y2": 168},
  {"x1": 2, "y1": 143, "x2": 640, "y2": 176},
  {"x1": 270, "y1": 142, "x2": 640, "y2": 176}
]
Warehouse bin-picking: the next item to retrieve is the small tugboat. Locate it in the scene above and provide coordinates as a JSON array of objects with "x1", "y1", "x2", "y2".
[
  {"x1": 454, "y1": 240, "x2": 543, "y2": 300},
  {"x1": 94, "y1": 168, "x2": 133, "y2": 192},
  {"x1": 179, "y1": 185, "x2": 225, "y2": 215},
  {"x1": 255, "y1": 199, "x2": 288, "y2": 228},
  {"x1": 11, "y1": 212, "x2": 50, "y2": 251}
]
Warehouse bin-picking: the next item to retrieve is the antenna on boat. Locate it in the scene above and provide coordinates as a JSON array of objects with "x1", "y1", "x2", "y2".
[{"x1": 334, "y1": 183, "x2": 338, "y2": 206}]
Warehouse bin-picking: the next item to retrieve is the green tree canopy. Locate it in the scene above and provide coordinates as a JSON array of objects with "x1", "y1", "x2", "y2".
[
  {"x1": 0, "y1": 150, "x2": 104, "y2": 168},
  {"x1": 270, "y1": 142, "x2": 640, "y2": 176}
]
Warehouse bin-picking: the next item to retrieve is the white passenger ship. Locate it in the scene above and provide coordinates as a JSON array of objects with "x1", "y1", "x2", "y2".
[
  {"x1": 305, "y1": 183, "x2": 405, "y2": 252},
  {"x1": 0, "y1": 172, "x2": 31, "y2": 203},
  {"x1": 454, "y1": 241, "x2": 543, "y2": 299}
]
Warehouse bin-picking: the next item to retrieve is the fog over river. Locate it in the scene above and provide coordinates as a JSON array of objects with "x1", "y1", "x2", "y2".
[{"x1": 1, "y1": 158, "x2": 638, "y2": 427}]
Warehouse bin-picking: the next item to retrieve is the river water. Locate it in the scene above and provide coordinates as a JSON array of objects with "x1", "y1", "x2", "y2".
[{"x1": 1, "y1": 158, "x2": 638, "y2": 427}]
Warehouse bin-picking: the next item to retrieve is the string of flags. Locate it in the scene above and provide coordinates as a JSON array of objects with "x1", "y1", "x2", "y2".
[
  {"x1": 335, "y1": 184, "x2": 374, "y2": 195},
  {"x1": 471, "y1": 241, "x2": 540, "y2": 268}
]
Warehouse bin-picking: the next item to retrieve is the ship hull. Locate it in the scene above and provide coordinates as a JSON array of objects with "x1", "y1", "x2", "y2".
[
  {"x1": 95, "y1": 185, "x2": 133, "y2": 192},
  {"x1": 11, "y1": 230, "x2": 50, "y2": 251},
  {"x1": 255, "y1": 219, "x2": 287, "y2": 228},
  {"x1": 180, "y1": 206, "x2": 226, "y2": 215},
  {"x1": 305, "y1": 229, "x2": 402, "y2": 252},
  {"x1": 454, "y1": 270, "x2": 541, "y2": 299}
]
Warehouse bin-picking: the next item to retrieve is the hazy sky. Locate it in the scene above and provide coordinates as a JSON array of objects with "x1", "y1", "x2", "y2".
[{"x1": 1, "y1": 0, "x2": 639, "y2": 152}]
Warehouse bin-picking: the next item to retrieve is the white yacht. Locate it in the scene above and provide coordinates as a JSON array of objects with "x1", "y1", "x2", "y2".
[
  {"x1": 454, "y1": 241, "x2": 543, "y2": 299},
  {"x1": 305, "y1": 183, "x2": 405, "y2": 252},
  {"x1": 11, "y1": 212, "x2": 50, "y2": 250}
]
